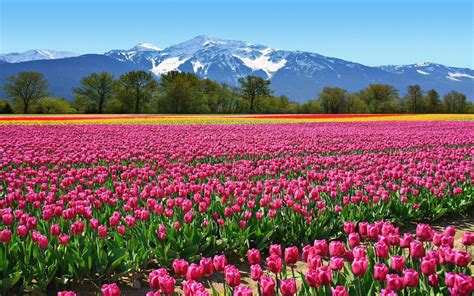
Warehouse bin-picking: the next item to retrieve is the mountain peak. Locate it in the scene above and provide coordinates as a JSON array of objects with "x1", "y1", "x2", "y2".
[
  {"x1": 129, "y1": 43, "x2": 161, "y2": 52},
  {"x1": 0, "y1": 49, "x2": 79, "y2": 63}
]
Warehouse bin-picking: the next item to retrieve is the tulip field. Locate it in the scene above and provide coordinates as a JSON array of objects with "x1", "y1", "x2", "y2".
[{"x1": 0, "y1": 114, "x2": 473, "y2": 295}]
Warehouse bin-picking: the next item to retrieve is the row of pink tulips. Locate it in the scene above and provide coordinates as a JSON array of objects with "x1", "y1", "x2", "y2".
[{"x1": 57, "y1": 221, "x2": 473, "y2": 295}]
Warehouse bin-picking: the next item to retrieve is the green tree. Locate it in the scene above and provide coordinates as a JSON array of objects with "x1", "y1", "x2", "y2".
[
  {"x1": 3, "y1": 72, "x2": 49, "y2": 113},
  {"x1": 73, "y1": 72, "x2": 115, "y2": 113},
  {"x1": 345, "y1": 94, "x2": 369, "y2": 113},
  {"x1": 443, "y1": 91, "x2": 467, "y2": 113},
  {"x1": 0, "y1": 99, "x2": 14, "y2": 114},
  {"x1": 405, "y1": 85, "x2": 423, "y2": 113},
  {"x1": 425, "y1": 89, "x2": 441, "y2": 113},
  {"x1": 35, "y1": 98, "x2": 76, "y2": 114},
  {"x1": 238, "y1": 75, "x2": 271, "y2": 113},
  {"x1": 117, "y1": 71, "x2": 158, "y2": 113},
  {"x1": 159, "y1": 71, "x2": 201, "y2": 113},
  {"x1": 318, "y1": 87, "x2": 348, "y2": 114},
  {"x1": 360, "y1": 84, "x2": 400, "y2": 113}
]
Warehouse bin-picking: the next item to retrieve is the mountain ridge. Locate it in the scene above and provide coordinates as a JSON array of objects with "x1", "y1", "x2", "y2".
[{"x1": 1, "y1": 36, "x2": 472, "y2": 101}]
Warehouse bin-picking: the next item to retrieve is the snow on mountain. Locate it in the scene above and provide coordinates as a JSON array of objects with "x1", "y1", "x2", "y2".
[
  {"x1": 379, "y1": 62, "x2": 474, "y2": 82},
  {"x1": 105, "y1": 36, "x2": 288, "y2": 81},
  {"x1": 130, "y1": 43, "x2": 161, "y2": 52},
  {"x1": 0, "y1": 50, "x2": 79, "y2": 63}
]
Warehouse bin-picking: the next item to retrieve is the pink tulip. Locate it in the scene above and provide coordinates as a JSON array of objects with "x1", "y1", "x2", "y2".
[
  {"x1": 461, "y1": 232, "x2": 474, "y2": 246},
  {"x1": 269, "y1": 244, "x2": 282, "y2": 257},
  {"x1": 225, "y1": 265, "x2": 240, "y2": 288},
  {"x1": 280, "y1": 278, "x2": 297, "y2": 296},
  {"x1": 305, "y1": 268, "x2": 319, "y2": 287},
  {"x1": 331, "y1": 286, "x2": 348, "y2": 296},
  {"x1": 266, "y1": 254, "x2": 283, "y2": 274},
  {"x1": 101, "y1": 283, "x2": 120, "y2": 296},
  {"x1": 250, "y1": 264, "x2": 263, "y2": 281},
  {"x1": 374, "y1": 263, "x2": 388, "y2": 281},
  {"x1": 200, "y1": 257, "x2": 214, "y2": 277},
  {"x1": 352, "y1": 258, "x2": 369, "y2": 276},
  {"x1": 409, "y1": 241, "x2": 424, "y2": 259},
  {"x1": 453, "y1": 250, "x2": 471, "y2": 267},
  {"x1": 247, "y1": 248, "x2": 261, "y2": 265},
  {"x1": 260, "y1": 276, "x2": 276, "y2": 296},
  {"x1": 186, "y1": 263, "x2": 203, "y2": 281},
  {"x1": 386, "y1": 274, "x2": 404, "y2": 291},
  {"x1": 213, "y1": 255, "x2": 227, "y2": 272},
  {"x1": 313, "y1": 240, "x2": 328, "y2": 256},
  {"x1": 389, "y1": 256, "x2": 405, "y2": 272},
  {"x1": 173, "y1": 259, "x2": 189, "y2": 277},
  {"x1": 316, "y1": 266, "x2": 332, "y2": 286},
  {"x1": 402, "y1": 269, "x2": 419, "y2": 287},
  {"x1": 329, "y1": 257, "x2": 344, "y2": 271},
  {"x1": 375, "y1": 242, "x2": 389, "y2": 259},
  {"x1": 233, "y1": 285, "x2": 252, "y2": 296},
  {"x1": 284, "y1": 246, "x2": 299, "y2": 265},
  {"x1": 421, "y1": 258, "x2": 437, "y2": 275}
]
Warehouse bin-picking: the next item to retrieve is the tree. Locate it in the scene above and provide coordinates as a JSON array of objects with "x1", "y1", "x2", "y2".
[
  {"x1": 443, "y1": 91, "x2": 467, "y2": 113},
  {"x1": 3, "y1": 72, "x2": 49, "y2": 113},
  {"x1": 238, "y1": 75, "x2": 271, "y2": 113},
  {"x1": 425, "y1": 89, "x2": 441, "y2": 113},
  {"x1": 359, "y1": 84, "x2": 400, "y2": 113},
  {"x1": 318, "y1": 87, "x2": 348, "y2": 114},
  {"x1": 117, "y1": 71, "x2": 158, "y2": 113},
  {"x1": 405, "y1": 85, "x2": 423, "y2": 113},
  {"x1": 0, "y1": 99, "x2": 14, "y2": 114},
  {"x1": 73, "y1": 72, "x2": 115, "y2": 113},
  {"x1": 35, "y1": 98, "x2": 76, "y2": 114},
  {"x1": 159, "y1": 71, "x2": 201, "y2": 113}
]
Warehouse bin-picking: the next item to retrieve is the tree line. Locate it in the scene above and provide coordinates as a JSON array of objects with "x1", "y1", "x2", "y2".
[{"x1": 1, "y1": 71, "x2": 472, "y2": 114}]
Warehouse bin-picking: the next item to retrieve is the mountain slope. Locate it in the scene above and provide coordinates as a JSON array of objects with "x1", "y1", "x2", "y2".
[
  {"x1": 0, "y1": 50, "x2": 79, "y2": 63},
  {"x1": 0, "y1": 55, "x2": 141, "y2": 99}
]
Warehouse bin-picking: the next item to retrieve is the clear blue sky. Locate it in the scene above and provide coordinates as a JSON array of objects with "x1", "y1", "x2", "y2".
[{"x1": 1, "y1": 0, "x2": 472, "y2": 68}]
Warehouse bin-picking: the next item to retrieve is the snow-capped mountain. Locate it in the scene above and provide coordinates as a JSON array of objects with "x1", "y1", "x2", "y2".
[
  {"x1": 379, "y1": 62, "x2": 474, "y2": 82},
  {"x1": 0, "y1": 50, "x2": 79, "y2": 63},
  {"x1": 1, "y1": 36, "x2": 472, "y2": 101}
]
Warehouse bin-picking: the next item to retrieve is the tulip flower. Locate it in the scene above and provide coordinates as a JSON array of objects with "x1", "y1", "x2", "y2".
[
  {"x1": 284, "y1": 246, "x2": 299, "y2": 265},
  {"x1": 280, "y1": 278, "x2": 296, "y2": 296},
  {"x1": 269, "y1": 244, "x2": 282, "y2": 257},
  {"x1": 260, "y1": 276, "x2": 276, "y2": 296},
  {"x1": 250, "y1": 264, "x2": 263, "y2": 281},
  {"x1": 331, "y1": 286, "x2": 348, "y2": 296},
  {"x1": 213, "y1": 255, "x2": 227, "y2": 272},
  {"x1": 402, "y1": 269, "x2": 419, "y2": 287},
  {"x1": 389, "y1": 256, "x2": 405, "y2": 272},
  {"x1": 374, "y1": 263, "x2": 388, "y2": 281},
  {"x1": 305, "y1": 268, "x2": 319, "y2": 287},
  {"x1": 172, "y1": 259, "x2": 189, "y2": 277},
  {"x1": 158, "y1": 274, "x2": 176, "y2": 295},
  {"x1": 225, "y1": 265, "x2": 241, "y2": 288},
  {"x1": 186, "y1": 263, "x2": 203, "y2": 281},
  {"x1": 420, "y1": 258, "x2": 437, "y2": 275},
  {"x1": 247, "y1": 248, "x2": 261, "y2": 265},
  {"x1": 200, "y1": 257, "x2": 214, "y2": 277},
  {"x1": 101, "y1": 283, "x2": 120, "y2": 296},
  {"x1": 352, "y1": 258, "x2": 369, "y2": 276},
  {"x1": 266, "y1": 254, "x2": 283, "y2": 274}
]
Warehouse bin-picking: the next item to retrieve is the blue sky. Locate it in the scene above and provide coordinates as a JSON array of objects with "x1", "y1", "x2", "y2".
[{"x1": 1, "y1": 0, "x2": 472, "y2": 68}]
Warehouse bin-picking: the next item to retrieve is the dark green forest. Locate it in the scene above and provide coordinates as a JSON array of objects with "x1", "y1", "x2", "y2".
[{"x1": 1, "y1": 71, "x2": 472, "y2": 114}]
